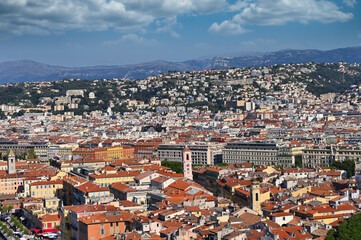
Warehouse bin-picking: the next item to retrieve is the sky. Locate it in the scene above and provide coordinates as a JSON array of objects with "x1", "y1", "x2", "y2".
[{"x1": 0, "y1": 0, "x2": 360, "y2": 67}]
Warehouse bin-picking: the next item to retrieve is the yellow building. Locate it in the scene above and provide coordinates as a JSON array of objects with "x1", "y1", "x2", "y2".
[
  {"x1": 29, "y1": 179, "x2": 63, "y2": 198},
  {"x1": 72, "y1": 146, "x2": 134, "y2": 162},
  {"x1": 260, "y1": 188, "x2": 271, "y2": 203},
  {"x1": 106, "y1": 146, "x2": 134, "y2": 161},
  {"x1": 257, "y1": 166, "x2": 280, "y2": 175},
  {"x1": 50, "y1": 171, "x2": 67, "y2": 180},
  {"x1": 44, "y1": 197, "x2": 61, "y2": 209},
  {"x1": 310, "y1": 204, "x2": 357, "y2": 224},
  {"x1": 88, "y1": 171, "x2": 140, "y2": 187},
  {"x1": 291, "y1": 186, "x2": 312, "y2": 198},
  {"x1": 250, "y1": 183, "x2": 261, "y2": 215},
  {"x1": 293, "y1": 204, "x2": 357, "y2": 224},
  {"x1": 60, "y1": 206, "x2": 73, "y2": 240}
]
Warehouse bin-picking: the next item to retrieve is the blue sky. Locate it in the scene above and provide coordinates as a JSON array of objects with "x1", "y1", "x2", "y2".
[{"x1": 0, "y1": 0, "x2": 360, "y2": 67}]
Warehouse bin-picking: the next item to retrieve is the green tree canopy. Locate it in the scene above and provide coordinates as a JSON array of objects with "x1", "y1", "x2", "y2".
[
  {"x1": 294, "y1": 155, "x2": 303, "y2": 168},
  {"x1": 27, "y1": 148, "x2": 37, "y2": 159},
  {"x1": 161, "y1": 161, "x2": 183, "y2": 173},
  {"x1": 331, "y1": 159, "x2": 355, "y2": 178},
  {"x1": 326, "y1": 213, "x2": 361, "y2": 240}
]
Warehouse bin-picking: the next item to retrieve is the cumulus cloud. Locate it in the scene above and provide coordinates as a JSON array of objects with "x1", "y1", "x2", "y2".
[
  {"x1": 0, "y1": 0, "x2": 226, "y2": 36},
  {"x1": 210, "y1": 0, "x2": 353, "y2": 35},
  {"x1": 209, "y1": 20, "x2": 248, "y2": 35}
]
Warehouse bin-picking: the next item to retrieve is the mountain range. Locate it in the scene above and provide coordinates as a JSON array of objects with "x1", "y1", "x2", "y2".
[{"x1": 1, "y1": 46, "x2": 361, "y2": 84}]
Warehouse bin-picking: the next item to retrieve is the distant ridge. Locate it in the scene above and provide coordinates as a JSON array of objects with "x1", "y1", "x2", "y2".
[{"x1": 1, "y1": 46, "x2": 361, "y2": 84}]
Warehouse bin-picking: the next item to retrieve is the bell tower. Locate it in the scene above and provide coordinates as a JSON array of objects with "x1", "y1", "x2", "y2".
[
  {"x1": 7, "y1": 149, "x2": 16, "y2": 174},
  {"x1": 250, "y1": 181, "x2": 261, "y2": 215},
  {"x1": 182, "y1": 146, "x2": 193, "y2": 180}
]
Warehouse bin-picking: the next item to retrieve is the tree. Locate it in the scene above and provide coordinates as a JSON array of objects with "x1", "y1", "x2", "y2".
[
  {"x1": 326, "y1": 213, "x2": 361, "y2": 239},
  {"x1": 294, "y1": 156, "x2": 303, "y2": 168},
  {"x1": 27, "y1": 148, "x2": 37, "y2": 159},
  {"x1": 12, "y1": 110, "x2": 25, "y2": 118},
  {"x1": 217, "y1": 163, "x2": 228, "y2": 167},
  {"x1": 6, "y1": 205, "x2": 13, "y2": 214},
  {"x1": 275, "y1": 165, "x2": 284, "y2": 170},
  {"x1": 331, "y1": 159, "x2": 355, "y2": 178},
  {"x1": 0, "y1": 204, "x2": 13, "y2": 214},
  {"x1": 0, "y1": 110, "x2": 5, "y2": 120},
  {"x1": 161, "y1": 161, "x2": 183, "y2": 173}
]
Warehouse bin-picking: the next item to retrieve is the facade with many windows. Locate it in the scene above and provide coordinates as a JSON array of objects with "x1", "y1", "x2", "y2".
[
  {"x1": 302, "y1": 147, "x2": 332, "y2": 168},
  {"x1": 72, "y1": 146, "x2": 134, "y2": 162},
  {"x1": 29, "y1": 179, "x2": 63, "y2": 198},
  {"x1": 157, "y1": 144, "x2": 218, "y2": 165},
  {"x1": 78, "y1": 211, "x2": 134, "y2": 240},
  {"x1": 303, "y1": 146, "x2": 361, "y2": 168},
  {"x1": 278, "y1": 146, "x2": 305, "y2": 168},
  {"x1": 222, "y1": 142, "x2": 279, "y2": 166}
]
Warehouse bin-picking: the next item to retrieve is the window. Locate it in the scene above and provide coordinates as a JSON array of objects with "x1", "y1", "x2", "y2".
[{"x1": 100, "y1": 229, "x2": 105, "y2": 235}]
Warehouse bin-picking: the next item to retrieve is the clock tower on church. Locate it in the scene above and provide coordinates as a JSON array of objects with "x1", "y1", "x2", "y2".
[{"x1": 182, "y1": 146, "x2": 193, "y2": 180}]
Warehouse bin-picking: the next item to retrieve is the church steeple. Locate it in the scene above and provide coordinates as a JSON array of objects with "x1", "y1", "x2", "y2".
[
  {"x1": 182, "y1": 146, "x2": 193, "y2": 180},
  {"x1": 250, "y1": 180, "x2": 262, "y2": 215},
  {"x1": 7, "y1": 149, "x2": 16, "y2": 174}
]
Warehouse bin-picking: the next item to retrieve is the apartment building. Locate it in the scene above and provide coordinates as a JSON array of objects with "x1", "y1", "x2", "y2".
[
  {"x1": 222, "y1": 142, "x2": 279, "y2": 166},
  {"x1": 278, "y1": 146, "x2": 305, "y2": 168},
  {"x1": 29, "y1": 179, "x2": 63, "y2": 198},
  {"x1": 303, "y1": 146, "x2": 361, "y2": 168},
  {"x1": 157, "y1": 144, "x2": 220, "y2": 165},
  {"x1": 73, "y1": 146, "x2": 134, "y2": 162},
  {"x1": 78, "y1": 211, "x2": 134, "y2": 240}
]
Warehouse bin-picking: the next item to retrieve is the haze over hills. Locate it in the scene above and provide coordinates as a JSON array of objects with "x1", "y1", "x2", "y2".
[{"x1": 1, "y1": 46, "x2": 361, "y2": 84}]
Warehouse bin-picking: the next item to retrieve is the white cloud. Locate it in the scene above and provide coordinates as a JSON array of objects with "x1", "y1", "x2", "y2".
[
  {"x1": 343, "y1": 0, "x2": 357, "y2": 7},
  {"x1": 210, "y1": 0, "x2": 353, "y2": 35},
  {"x1": 0, "y1": 0, "x2": 226, "y2": 36},
  {"x1": 209, "y1": 20, "x2": 248, "y2": 35},
  {"x1": 228, "y1": 0, "x2": 250, "y2": 11},
  {"x1": 155, "y1": 17, "x2": 181, "y2": 38}
]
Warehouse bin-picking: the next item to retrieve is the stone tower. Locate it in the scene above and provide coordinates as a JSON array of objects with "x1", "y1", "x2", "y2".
[
  {"x1": 7, "y1": 149, "x2": 16, "y2": 174},
  {"x1": 182, "y1": 146, "x2": 193, "y2": 180},
  {"x1": 250, "y1": 181, "x2": 261, "y2": 215}
]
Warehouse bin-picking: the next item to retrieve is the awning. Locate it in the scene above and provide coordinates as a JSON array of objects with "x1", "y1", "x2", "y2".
[
  {"x1": 32, "y1": 228, "x2": 41, "y2": 233},
  {"x1": 44, "y1": 229, "x2": 58, "y2": 233}
]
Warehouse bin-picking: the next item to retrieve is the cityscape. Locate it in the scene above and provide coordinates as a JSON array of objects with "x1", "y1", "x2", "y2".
[
  {"x1": 0, "y1": 60, "x2": 360, "y2": 239},
  {"x1": 1, "y1": 0, "x2": 361, "y2": 240}
]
